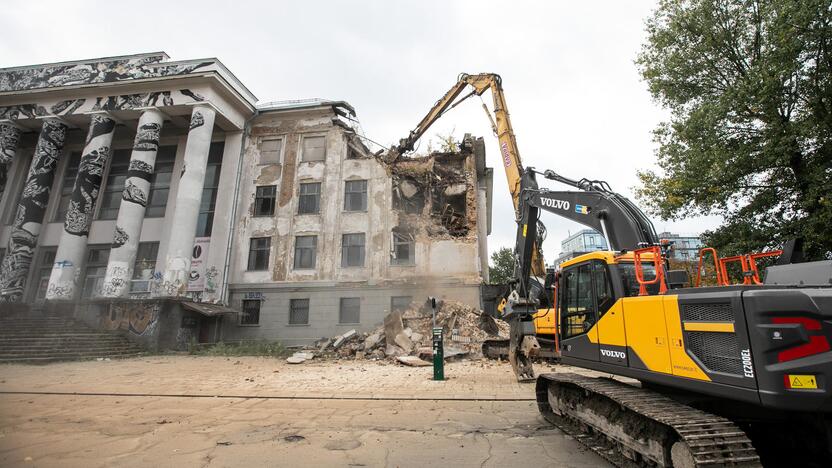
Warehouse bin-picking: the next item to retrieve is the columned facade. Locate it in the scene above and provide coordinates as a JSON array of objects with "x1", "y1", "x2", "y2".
[
  {"x1": 0, "y1": 119, "x2": 68, "y2": 302},
  {"x1": 0, "y1": 123, "x2": 22, "y2": 201},
  {"x1": 158, "y1": 105, "x2": 216, "y2": 297},
  {"x1": 100, "y1": 109, "x2": 164, "y2": 298},
  {"x1": 46, "y1": 114, "x2": 116, "y2": 301}
]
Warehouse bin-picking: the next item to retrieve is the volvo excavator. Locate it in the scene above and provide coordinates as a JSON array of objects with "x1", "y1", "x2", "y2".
[{"x1": 387, "y1": 73, "x2": 832, "y2": 466}]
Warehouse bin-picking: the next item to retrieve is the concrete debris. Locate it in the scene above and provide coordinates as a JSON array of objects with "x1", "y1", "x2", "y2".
[
  {"x1": 396, "y1": 356, "x2": 432, "y2": 367},
  {"x1": 286, "y1": 351, "x2": 315, "y2": 364},
  {"x1": 305, "y1": 300, "x2": 509, "y2": 365}
]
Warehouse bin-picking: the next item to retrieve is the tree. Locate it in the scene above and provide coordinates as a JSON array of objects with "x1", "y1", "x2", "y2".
[
  {"x1": 636, "y1": 0, "x2": 832, "y2": 259},
  {"x1": 488, "y1": 247, "x2": 515, "y2": 284}
]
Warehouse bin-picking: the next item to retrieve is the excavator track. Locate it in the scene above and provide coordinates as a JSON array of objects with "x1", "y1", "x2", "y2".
[{"x1": 536, "y1": 373, "x2": 761, "y2": 467}]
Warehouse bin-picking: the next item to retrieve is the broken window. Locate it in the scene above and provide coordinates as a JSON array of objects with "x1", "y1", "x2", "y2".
[
  {"x1": 391, "y1": 229, "x2": 415, "y2": 266},
  {"x1": 130, "y1": 242, "x2": 159, "y2": 293},
  {"x1": 195, "y1": 143, "x2": 224, "y2": 237},
  {"x1": 298, "y1": 182, "x2": 321, "y2": 214},
  {"x1": 240, "y1": 300, "x2": 261, "y2": 325},
  {"x1": 146, "y1": 146, "x2": 177, "y2": 218},
  {"x1": 289, "y1": 298, "x2": 309, "y2": 325},
  {"x1": 344, "y1": 180, "x2": 367, "y2": 212},
  {"x1": 339, "y1": 297, "x2": 360, "y2": 324},
  {"x1": 254, "y1": 185, "x2": 276, "y2": 217},
  {"x1": 98, "y1": 149, "x2": 132, "y2": 220},
  {"x1": 53, "y1": 151, "x2": 81, "y2": 222},
  {"x1": 247, "y1": 237, "x2": 271, "y2": 271},
  {"x1": 433, "y1": 182, "x2": 468, "y2": 236},
  {"x1": 392, "y1": 177, "x2": 425, "y2": 214},
  {"x1": 33, "y1": 248, "x2": 57, "y2": 302},
  {"x1": 260, "y1": 138, "x2": 283, "y2": 164},
  {"x1": 301, "y1": 135, "x2": 326, "y2": 162},
  {"x1": 391, "y1": 296, "x2": 413, "y2": 313},
  {"x1": 294, "y1": 235, "x2": 317, "y2": 269},
  {"x1": 82, "y1": 246, "x2": 110, "y2": 299},
  {"x1": 341, "y1": 233, "x2": 365, "y2": 267}
]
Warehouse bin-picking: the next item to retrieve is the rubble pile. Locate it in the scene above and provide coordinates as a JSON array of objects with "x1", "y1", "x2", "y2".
[{"x1": 292, "y1": 300, "x2": 509, "y2": 365}]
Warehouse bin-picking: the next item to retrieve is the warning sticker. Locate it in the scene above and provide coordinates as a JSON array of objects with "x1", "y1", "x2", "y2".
[{"x1": 786, "y1": 374, "x2": 818, "y2": 389}]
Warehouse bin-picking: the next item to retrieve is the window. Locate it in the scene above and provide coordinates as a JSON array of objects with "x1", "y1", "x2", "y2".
[
  {"x1": 130, "y1": 242, "x2": 159, "y2": 293},
  {"x1": 289, "y1": 298, "x2": 309, "y2": 325},
  {"x1": 293, "y1": 235, "x2": 317, "y2": 269},
  {"x1": 391, "y1": 296, "x2": 413, "y2": 313},
  {"x1": 146, "y1": 146, "x2": 177, "y2": 218},
  {"x1": 248, "y1": 237, "x2": 271, "y2": 271},
  {"x1": 260, "y1": 138, "x2": 283, "y2": 164},
  {"x1": 53, "y1": 152, "x2": 81, "y2": 222},
  {"x1": 301, "y1": 136, "x2": 326, "y2": 162},
  {"x1": 339, "y1": 297, "x2": 360, "y2": 324},
  {"x1": 561, "y1": 263, "x2": 595, "y2": 339},
  {"x1": 82, "y1": 246, "x2": 110, "y2": 299},
  {"x1": 33, "y1": 248, "x2": 57, "y2": 301},
  {"x1": 341, "y1": 233, "x2": 365, "y2": 267},
  {"x1": 593, "y1": 261, "x2": 614, "y2": 316},
  {"x1": 344, "y1": 180, "x2": 367, "y2": 211},
  {"x1": 391, "y1": 229, "x2": 415, "y2": 265},
  {"x1": 97, "y1": 149, "x2": 132, "y2": 220},
  {"x1": 298, "y1": 182, "x2": 321, "y2": 214},
  {"x1": 196, "y1": 142, "x2": 224, "y2": 237},
  {"x1": 254, "y1": 186, "x2": 276, "y2": 217},
  {"x1": 240, "y1": 300, "x2": 261, "y2": 325}
]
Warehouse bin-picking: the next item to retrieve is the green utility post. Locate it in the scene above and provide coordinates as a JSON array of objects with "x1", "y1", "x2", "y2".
[{"x1": 430, "y1": 297, "x2": 445, "y2": 381}]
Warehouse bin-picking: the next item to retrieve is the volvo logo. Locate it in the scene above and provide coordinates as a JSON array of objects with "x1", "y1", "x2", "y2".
[
  {"x1": 601, "y1": 349, "x2": 626, "y2": 359},
  {"x1": 540, "y1": 197, "x2": 570, "y2": 211}
]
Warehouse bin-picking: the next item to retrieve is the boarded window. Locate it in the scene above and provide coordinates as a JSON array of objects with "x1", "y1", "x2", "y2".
[
  {"x1": 254, "y1": 185, "x2": 276, "y2": 216},
  {"x1": 344, "y1": 180, "x2": 368, "y2": 211},
  {"x1": 289, "y1": 298, "x2": 309, "y2": 325},
  {"x1": 301, "y1": 136, "x2": 326, "y2": 162},
  {"x1": 391, "y1": 296, "x2": 413, "y2": 313},
  {"x1": 298, "y1": 182, "x2": 321, "y2": 214},
  {"x1": 260, "y1": 138, "x2": 283, "y2": 164},
  {"x1": 339, "y1": 297, "x2": 360, "y2": 324},
  {"x1": 241, "y1": 300, "x2": 261, "y2": 325},
  {"x1": 341, "y1": 233, "x2": 365, "y2": 267},
  {"x1": 294, "y1": 235, "x2": 317, "y2": 269},
  {"x1": 391, "y1": 230, "x2": 415, "y2": 265},
  {"x1": 130, "y1": 242, "x2": 159, "y2": 293},
  {"x1": 248, "y1": 237, "x2": 271, "y2": 271}
]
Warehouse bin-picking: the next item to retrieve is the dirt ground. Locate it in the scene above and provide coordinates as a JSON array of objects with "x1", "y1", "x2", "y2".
[{"x1": 0, "y1": 356, "x2": 611, "y2": 467}]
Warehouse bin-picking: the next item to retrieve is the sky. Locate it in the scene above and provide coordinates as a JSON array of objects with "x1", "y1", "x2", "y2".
[{"x1": 0, "y1": 1, "x2": 720, "y2": 265}]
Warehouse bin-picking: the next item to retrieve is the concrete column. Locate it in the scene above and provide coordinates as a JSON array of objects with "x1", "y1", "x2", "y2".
[
  {"x1": 0, "y1": 123, "x2": 22, "y2": 203},
  {"x1": 158, "y1": 105, "x2": 216, "y2": 297},
  {"x1": 0, "y1": 119, "x2": 68, "y2": 302},
  {"x1": 100, "y1": 109, "x2": 164, "y2": 298},
  {"x1": 45, "y1": 114, "x2": 116, "y2": 301}
]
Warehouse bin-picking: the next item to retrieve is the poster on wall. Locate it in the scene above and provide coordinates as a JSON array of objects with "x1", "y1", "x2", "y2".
[{"x1": 188, "y1": 237, "x2": 211, "y2": 292}]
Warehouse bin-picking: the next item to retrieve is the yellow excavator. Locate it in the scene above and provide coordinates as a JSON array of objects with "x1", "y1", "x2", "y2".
[{"x1": 387, "y1": 73, "x2": 832, "y2": 466}]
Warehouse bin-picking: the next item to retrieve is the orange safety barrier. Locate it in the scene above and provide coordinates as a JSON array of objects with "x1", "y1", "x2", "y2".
[
  {"x1": 633, "y1": 246, "x2": 668, "y2": 296},
  {"x1": 696, "y1": 247, "x2": 725, "y2": 287}
]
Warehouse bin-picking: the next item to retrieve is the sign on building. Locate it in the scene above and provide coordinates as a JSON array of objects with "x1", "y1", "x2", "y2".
[{"x1": 188, "y1": 237, "x2": 211, "y2": 292}]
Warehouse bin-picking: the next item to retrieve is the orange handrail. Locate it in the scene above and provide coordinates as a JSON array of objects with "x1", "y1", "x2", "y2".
[
  {"x1": 748, "y1": 250, "x2": 783, "y2": 284},
  {"x1": 633, "y1": 246, "x2": 668, "y2": 296},
  {"x1": 696, "y1": 247, "x2": 724, "y2": 287},
  {"x1": 719, "y1": 255, "x2": 753, "y2": 285}
]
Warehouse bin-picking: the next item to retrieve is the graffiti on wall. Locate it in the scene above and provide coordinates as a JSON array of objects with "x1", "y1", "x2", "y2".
[{"x1": 101, "y1": 302, "x2": 160, "y2": 337}]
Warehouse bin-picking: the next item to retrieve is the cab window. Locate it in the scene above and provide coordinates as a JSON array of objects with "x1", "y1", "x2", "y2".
[
  {"x1": 561, "y1": 263, "x2": 595, "y2": 339},
  {"x1": 593, "y1": 261, "x2": 614, "y2": 315}
]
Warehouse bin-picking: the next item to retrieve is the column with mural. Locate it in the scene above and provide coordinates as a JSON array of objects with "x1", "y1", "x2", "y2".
[
  {"x1": 46, "y1": 114, "x2": 116, "y2": 301},
  {"x1": 0, "y1": 119, "x2": 68, "y2": 302},
  {"x1": 0, "y1": 123, "x2": 22, "y2": 203},
  {"x1": 100, "y1": 109, "x2": 164, "y2": 298},
  {"x1": 158, "y1": 105, "x2": 215, "y2": 297}
]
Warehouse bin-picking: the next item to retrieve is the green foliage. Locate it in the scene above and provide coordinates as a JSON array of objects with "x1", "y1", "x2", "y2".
[
  {"x1": 189, "y1": 340, "x2": 290, "y2": 358},
  {"x1": 489, "y1": 246, "x2": 515, "y2": 284},
  {"x1": 636, "y1": 0, "x2": 832, "y2": 259}
]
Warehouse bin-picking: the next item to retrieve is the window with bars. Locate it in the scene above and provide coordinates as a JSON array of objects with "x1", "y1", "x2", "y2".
[
  {"x1": 130, "y1": 242, "x2": 159, "y2": 293},
  {"x1": 391, "y1": 230, "x2": 415, "y2": 265},
  {"x1": 391, "y1": 296, "x2": 413, "y2": 313},
  {"x1": 289, "y1": 298, "x2": 309, "y2": 325},
  {"x1": 146, "y1": 146, "x2": 177, "y2": 218},
  {"x1": 33, "y1": 248, "x2": 57, "y2": 301},
  {"x1": 254, "y1": 185, "x2": 276, "y2": 217},
  {"x1": 53, "y1": 151, "x2": 81, "y2": 222},
  {"x1": 240, "y1": 300, "x2": 261, "y2": 325},
  {"x1": 298, "y1": 182, "x2": 321, "y2": 214},
  {"x1": 195, "y1": 142, "x2": 224, "y2": 237},
  {"x1": 82, "y1": 246, "x2": 110, "y2": 299},
  {"x1": 301, "y1": 136, "x2": 326, "y2": 162},
  {"x1": 339, "y1": 297, "x2": 360, "y2": 324},
  {"x1": 97, "y1": 149, "x2": 132, "y2": 220},
  {"x1": 293, "y1": 235, "x2": 317, "y2": 269},
  {"x1": 260, "y1": 138, "x2": 283, "y2": 164},
  {"x1": 341, "y1": 233, "x2": 365, "y2": 267},
  {"x1": 248, "y1": 237, "x2": 271, "y2": 271},
  {"x1": 344, "y1": 180, "x2": 367, "y2": 212}
]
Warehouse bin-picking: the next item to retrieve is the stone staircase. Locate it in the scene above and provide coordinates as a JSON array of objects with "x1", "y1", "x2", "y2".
[{"x1": 0, "y1": 314, "x2": 145, "y2": 364}]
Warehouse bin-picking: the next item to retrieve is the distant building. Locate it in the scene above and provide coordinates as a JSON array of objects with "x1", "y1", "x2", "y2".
[
  {"x1": 658, "y1": 232, "x2": 704, "y2": 261},
  {"x1": 552, "y1": 229, "x2": 608, "y2": 266}
]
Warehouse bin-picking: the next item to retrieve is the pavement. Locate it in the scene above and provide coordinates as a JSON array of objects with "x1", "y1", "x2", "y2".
[{"x1": 0, "y1": 356, "x2": 612, "y2": 467}]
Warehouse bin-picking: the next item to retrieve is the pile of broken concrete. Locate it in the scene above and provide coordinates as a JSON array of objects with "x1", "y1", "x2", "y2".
[{"x1": 286, "y1": 299, "x2": 510, "y2": 366}]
